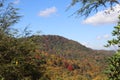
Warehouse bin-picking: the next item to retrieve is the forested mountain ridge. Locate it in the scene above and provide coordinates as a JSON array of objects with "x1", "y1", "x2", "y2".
[
  {"x1": 27, "y1": 35, "x2": 114, "y2": 79},
  {"x1": 0, "y1": 33, "x2": 115, "y2": 80},
  {"x1": 31, "y1": 35, "x2": 114, "y2": 59}
]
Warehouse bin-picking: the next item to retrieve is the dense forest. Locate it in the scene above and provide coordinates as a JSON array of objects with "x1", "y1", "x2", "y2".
[
  {"x1": 30, "y1": 35, "x2": 114, "y2": 80},
  {"x1": 0, "y1": 33, "x2": 114, "y2": 80}
]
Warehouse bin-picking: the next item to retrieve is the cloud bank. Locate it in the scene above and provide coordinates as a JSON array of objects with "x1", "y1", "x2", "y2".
[
  {"x1": 83, "y1": 4, "x2": 120, "y2": 26},
  {"x1": 38, "y1": 7, "x2": 57, "y2": 17},
  {"x1": 97, "y1": 34, "x2": 110, "y2": 40}
]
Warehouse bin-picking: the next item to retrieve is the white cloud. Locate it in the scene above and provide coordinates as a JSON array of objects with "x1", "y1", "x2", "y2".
[
  {"x1": 97, "y1": 34, "x2": 110, "y2": 40},
  {"x1": 96, "y1": 36, "x2": 102, "y2": 40},
  {"x1": 38, "y1": 7, "x2": 57, "y2": 17},
  {"x1": 83, "y1": 4, "x2": 120, "y2": 26},
  {"x1": 13, "y1": 0, "x2": 20, "y2": 4}
]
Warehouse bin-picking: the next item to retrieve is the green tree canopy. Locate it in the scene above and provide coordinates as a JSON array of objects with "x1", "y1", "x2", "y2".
[
  {"x1": 105, "y1": 16, "x2": 120, "y2": 80},
  {"x1": 105, "y1": 16, "x2": 120, "y2": 51}
]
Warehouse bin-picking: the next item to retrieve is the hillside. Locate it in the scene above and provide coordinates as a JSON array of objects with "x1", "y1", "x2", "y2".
[
  {"x1": 31, "y1": 35, "x2": 113, "y2": 58},
  {"x1": 29, "y1": 35, "x2": 114, "y2": 79},
  {"x1": 0, "y1": 34, "x2": 114, "y2": 80}
]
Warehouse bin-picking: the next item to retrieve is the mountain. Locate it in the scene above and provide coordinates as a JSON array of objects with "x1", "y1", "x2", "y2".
[
  {"x1": 31, "y1": 35, "x2": 114, "y2": 58},
  {"x1": 30, "y1": 35, "x2": 114, "y2": 79}
]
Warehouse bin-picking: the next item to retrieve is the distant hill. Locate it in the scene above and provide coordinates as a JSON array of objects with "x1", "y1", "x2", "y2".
[
  {"x1": 29, "y1": 35, "x2": 115, "y2": 79},
  {"x1": 31, "y1": 35, "x2": 114, "y2": 68},
  {"x1": 31, "y1": 35, "x2": 114, "y2": 58}
]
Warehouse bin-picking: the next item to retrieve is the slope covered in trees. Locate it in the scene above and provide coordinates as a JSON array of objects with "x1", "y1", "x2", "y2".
[
  {"x1": 0, "y1": 33, "x2": 114, "y2": 80},
  {"x1": 31, "y1": 35, "x2": 114, "y2": 59},
  {"x1": 26, "y1": 35, "x2": 114, "y2": 79}
]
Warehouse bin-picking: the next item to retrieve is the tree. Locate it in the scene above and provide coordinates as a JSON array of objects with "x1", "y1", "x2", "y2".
[
  {"x1": 105, "y1": 15, "x2": 120, "y2": 50},
  {"x1": 68, "y1": 0, "x2": 120, "y2": 17},
  {"x1": 105, "y1": 16, "x2": 120, "y2": 79},
  {"x1": 0, "y1": 0, "x2": 20, "y2": 33},
  {"x1": 0, "y1": 0, "x2": 46, "y2": 80}
]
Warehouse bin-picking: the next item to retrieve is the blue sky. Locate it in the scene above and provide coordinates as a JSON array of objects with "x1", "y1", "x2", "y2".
[{"x1": 10, "y1": 0, "x2": 120, "y2": 50}]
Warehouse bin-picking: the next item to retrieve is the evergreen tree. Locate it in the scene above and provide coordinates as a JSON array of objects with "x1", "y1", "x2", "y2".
[{"x1": 105, "y1": 16, "x2": 120, "y2": 80}]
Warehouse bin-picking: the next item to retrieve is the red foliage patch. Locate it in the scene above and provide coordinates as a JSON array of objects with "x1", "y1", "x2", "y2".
[{"x1": 67, "y1": 64, "x2": 73, "y2": 71}]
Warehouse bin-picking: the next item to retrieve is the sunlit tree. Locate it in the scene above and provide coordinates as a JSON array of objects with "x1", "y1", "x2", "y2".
[{"x1": 105, "y1": 16, "x2": 120, "y2": 80}]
